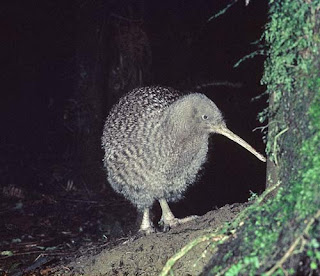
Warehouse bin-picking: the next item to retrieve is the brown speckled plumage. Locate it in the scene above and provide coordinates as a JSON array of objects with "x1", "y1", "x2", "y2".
[{"x1": 102, "y1": 86, "x2": 266, "y2": 233}]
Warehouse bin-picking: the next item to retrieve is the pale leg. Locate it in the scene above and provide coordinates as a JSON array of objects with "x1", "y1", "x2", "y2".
[
  {"x1": 139, "y1": 208, "x2": 155, "y2": 234},
  {"x1": 159, "y1": 198, "x2": 198, "y2": 229}
]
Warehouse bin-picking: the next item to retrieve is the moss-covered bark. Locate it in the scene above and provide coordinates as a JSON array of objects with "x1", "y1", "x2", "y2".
[{"x1": 200, "y1": 1, "x2": 320, "y2": 275}]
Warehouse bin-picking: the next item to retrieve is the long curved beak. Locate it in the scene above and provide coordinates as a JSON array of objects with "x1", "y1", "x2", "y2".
[{"x1": 213, "y1": 126, "x2": 266, "y2": 162}]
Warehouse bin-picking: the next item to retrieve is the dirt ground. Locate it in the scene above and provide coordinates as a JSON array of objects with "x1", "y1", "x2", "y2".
[
  {"x1": 54, "y1": 203, "x2": 246, "y2": 276},
  {"x1": 0, "y1": 189, "x2": 247, "y2": 276}
]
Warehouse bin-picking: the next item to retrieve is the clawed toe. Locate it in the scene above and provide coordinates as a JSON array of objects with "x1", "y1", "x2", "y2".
[
  {"x1": 159, "y1": 215, "x2": 199, "y2": 231},
  {"x1": 138, "y1": 226, "x2": 156, "y2": 235},
  {"x1": 158, "y1": 198, "x2": 199, "y2": 231},
  {"x1": 178, "y1": 215, "x2": 199, "y2": 223}
]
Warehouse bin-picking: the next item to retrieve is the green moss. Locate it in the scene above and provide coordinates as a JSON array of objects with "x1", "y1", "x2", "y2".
[
  {"x1": 206, "y1": 0, "x2": 320, "y2": 274},
  {"x1": 261, "y1": 0, "x2": 319, "y2": 157}
]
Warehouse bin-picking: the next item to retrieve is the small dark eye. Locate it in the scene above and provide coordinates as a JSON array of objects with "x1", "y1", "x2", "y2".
[{"x1": 202, "y1": 115, "x2": 208, "y2": 120}]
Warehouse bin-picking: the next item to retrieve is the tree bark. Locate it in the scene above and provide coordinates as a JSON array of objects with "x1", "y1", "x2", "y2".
[
  {"x1": 203, "y1": 1, "x2": 320, "y2": 274},
  {"x1": 72, "y1": 1, "x2": 152, "y2": 192}
]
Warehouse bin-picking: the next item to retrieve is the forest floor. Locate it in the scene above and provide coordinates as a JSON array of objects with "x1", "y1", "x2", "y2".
[{"x1": 0, "y1": 189, "x2": 247, "y2": 276}]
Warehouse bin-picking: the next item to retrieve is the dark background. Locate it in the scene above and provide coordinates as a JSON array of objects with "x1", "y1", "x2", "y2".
[{"x1": 1, "y1": 0, "x2": 268, "y2": 224}]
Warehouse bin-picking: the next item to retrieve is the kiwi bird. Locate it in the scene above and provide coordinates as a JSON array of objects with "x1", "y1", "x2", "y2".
[{"x1": 102, "y1": 86, "x2": 266, "y2": 233}]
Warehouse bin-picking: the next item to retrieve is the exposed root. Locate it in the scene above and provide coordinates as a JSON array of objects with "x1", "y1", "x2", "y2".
[{"x1": 159, "y1": 233, "x2": 228, "y2": 276}]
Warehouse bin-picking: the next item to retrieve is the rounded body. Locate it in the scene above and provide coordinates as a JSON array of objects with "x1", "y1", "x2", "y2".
[{"x1": 102, "y1": 87, "x2": 209, "y2": 210}]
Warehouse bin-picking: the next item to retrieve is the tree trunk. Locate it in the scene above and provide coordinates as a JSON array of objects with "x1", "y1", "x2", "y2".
[
  {"x1": 106, "y1": 7, "x2": 152, "y2": 109},
  {"x1": 71, "y1": 1, "x2": 152, "y2": 193},
  {"x1": 203, "y1": 1, "x2": 320, "y2": 274},
  {"x1": 71, "y1": 1, "x2": 108, "y2": 192}
]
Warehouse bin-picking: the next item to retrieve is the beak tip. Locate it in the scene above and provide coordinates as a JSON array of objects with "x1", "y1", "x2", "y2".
[
  {"x1": 258, "y1": 154, "x2": 267, "y2": 162},
  {"x1": 216, "y1": 126, "x2": 267, "y2": 163}
]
